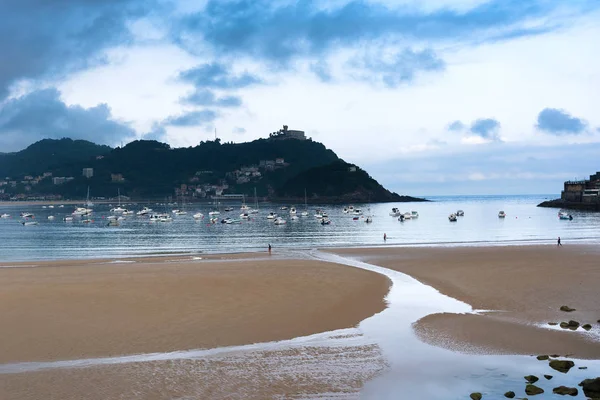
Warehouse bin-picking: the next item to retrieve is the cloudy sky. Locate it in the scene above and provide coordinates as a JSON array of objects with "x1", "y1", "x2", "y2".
[{"x1": 1, "y1": 0, "x2": 599, "y2": 195}]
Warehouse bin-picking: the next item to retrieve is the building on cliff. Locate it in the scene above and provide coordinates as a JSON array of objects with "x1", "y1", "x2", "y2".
[
  {"x1": 268, "y1": 125, "x2": 306, "y2": 141},
  {"x1": 562, "y1": 172, "x2": 600, "y2": 204}
]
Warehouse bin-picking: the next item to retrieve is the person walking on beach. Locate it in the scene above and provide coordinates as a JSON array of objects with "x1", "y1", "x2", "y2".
[
  {"x1": 268, "y1": 244, "x2": 272, "y2": 254},
  {"x1": 383, "y1": 233, "x2": 387, "y2": 242},
  {"x1": 557, "y1": 237, "x2": 562, "y2": 246}
]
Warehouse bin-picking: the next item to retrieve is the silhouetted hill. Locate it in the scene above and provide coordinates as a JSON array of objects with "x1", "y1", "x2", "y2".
[
  {"x1": 0, "y1": 138, "x2": 111, "y2": 177},
  {"x1": 0, "y1": 137, "x2": 426, "y2": 203}
]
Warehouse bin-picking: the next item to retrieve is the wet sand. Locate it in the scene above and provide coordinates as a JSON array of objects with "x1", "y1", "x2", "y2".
[
  {"x1": 331, "y1": 245, "x2": 600, "y2": 358},
  {"x1": 0, "y1": 256, "x2": 390, "y2": 364}
]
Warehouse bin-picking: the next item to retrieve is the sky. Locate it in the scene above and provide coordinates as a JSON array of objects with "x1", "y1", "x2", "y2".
[{"x1": 0, "y1": 0, "x2": 599, "y2": 196}]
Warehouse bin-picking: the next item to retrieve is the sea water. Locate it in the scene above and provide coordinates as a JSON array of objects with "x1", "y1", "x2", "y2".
[{"x1": 0, "y1": 194, "x2": 597, "y2": 262}]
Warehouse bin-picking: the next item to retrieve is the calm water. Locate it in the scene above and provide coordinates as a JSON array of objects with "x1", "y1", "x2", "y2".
[{"x1": 0, "y1": 194, "x2": 597, "y2": 262}]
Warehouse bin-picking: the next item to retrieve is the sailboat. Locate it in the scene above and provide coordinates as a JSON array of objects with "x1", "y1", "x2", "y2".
[
  {"x1": 301, "y1": 188, "x2": 309, "y2": 217},
  {"x1": 174, "y1": 196, "x2": 187, "y2": 215},
  {"x1": 110, "y1": 189, "x2": 125, "y2": 213},
  {"x1": 249, "y1": 188, "x2": 259, "y2": 214},
  {"x1": 85, "y1": 186, "x2": 94, "y2": 208}
]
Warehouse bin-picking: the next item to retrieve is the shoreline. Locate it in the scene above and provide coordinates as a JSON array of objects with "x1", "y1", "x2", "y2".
[{"x1": 330, "y1": 245, "x2": 600, "y2": 358}]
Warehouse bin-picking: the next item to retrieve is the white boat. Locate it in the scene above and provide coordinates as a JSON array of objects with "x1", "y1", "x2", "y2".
[
  {"x1": 365, "y1": 216, "x2": 373, "y2": 223},
  {"x1": 63, "y1": 216, "x2": 73, "y2": 222},
  {"x1": 301, "y1": 188, "x2": 309, "y2": 217},
  {"x1": 193, "y1": 212, "x2": 204, "y2": 219},
  {"x1": 224, "y1": 207, "x2": 234, "y2": 212},
  {"x1": 273, "y1": 217, "x2": 287, "y2": 225},
  {"x1": 209, "y1": 217, "x2": 219, "y2": 224},
  {"x1": 343, "y1": 205, "x2": 355, "y2": 214},
  {"x1": 389, "y1": 208, "x2": 401, "y2": 217},
  {"x1": 159, "y1": 215, "x2": 173, "y2": 222},
  {"x1": 353, "y1": 208, "x2": 363, "y2": 215},
  {"x1": 72, "y1": 207, "x2": 91, "y2": 216},
  {"x1": 84, "y1": 186, "x2": 94, "y2": 208},
  {"x1": 42, "y1": 205, "x2": 47, "y2": 209},
  {"x1": 280, "y1": 206, "x2": 288, "y2": 211},
  {"x1": 117, "y1": 216, "x2": 125, "y2": 221},
  {"x1": 22, "y1": 221, "x2": 38, "y2": 226},
  {"x1": 137, "y1": 207, "x2": 153, "y2": 216},
  {"x1": 111, "y1": 189, "x2": 125, "y2": 213},
  {"x1": 58, "y1": 205, "x2": 65, "y2": 208},
  {"x1": 267, "y1": 212, "x2": 277, "y2": 219},
  {"x1": 314, "y1": 209, "x2": 324, "y2": 218},
  {"x1": 291, "y1": 215, "x2": 299, "y2": 221},
  {"x1": 240, "y1": 204, "x2": 249, "y2": 212},
  {"x1": 107, "y1": 215, "x2": 118, "y2": 221},
  {"x1": 411, "y1": 211, "x2": 419, "y2": 218},
  {"x1": 1, "y1": 213, "x2": 10, "y2": 218},
  {"x1": 456, "y1": 210, "x2": 464, "y2": 216},
  {"x1": 449, "y1": 213, "x2": 457, "y2": 222},
  {"x1": 81, "y1": 218, "x2": 93, "y2": 224},
  {"x1": 289, "y1": 207, "x2": 297, "y2": 215},
  {"x1": 209, "y1": 210, "x2": 220, "y2": 216},
  {"x1": 122, "y1": 209, "x2": 134, "y2": 216},
  {"x1": 240, "y1": 212, "x2": 250, "y2": 219},
  {"x1": 174, "y1": 210, "x2": 187, "y2": 216},
  {"x1": 48, "y1": 205, "x2": 54, "y2": 209},
  {"x1": 498, "y1": 211, "x2": 506, "y2": 218},
  {"x1": 20, "y1": 212, "x2": 34, "y2": 218},
  {"x1": 47, "y1": 215, "x2": 55, "y2": 220},
  {"x1": 403, "y1": 212, "x2": 412, "y2": 220},
  {"x1": 320, "y1": 217, "x2": 331, "y2": 225},
  {"x1": 558, "y1": 211, "x2": 573, "y2": 220}
]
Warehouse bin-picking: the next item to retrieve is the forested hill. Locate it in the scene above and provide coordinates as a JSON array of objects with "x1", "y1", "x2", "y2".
[{"x1": 0, "y1": 137, "x2": 426, "y2": 203}]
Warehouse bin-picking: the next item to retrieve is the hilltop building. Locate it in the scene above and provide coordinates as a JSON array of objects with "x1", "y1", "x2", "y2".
[{"x1": 268, "y1": 125, "x2": 306, "y2": 141}]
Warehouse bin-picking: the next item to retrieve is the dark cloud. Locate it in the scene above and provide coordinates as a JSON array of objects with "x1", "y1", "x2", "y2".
[
  {"x1": 448, "y1": 120, "x2": 466, "y2": 131},
  {"x1": 536, "y1": 108, "x2": 587, "y2": 135},
  {"x1": 179, "y1": 63, "x2": 262, "y2": 89},
  {"x1": 163, "y1": 110, "x2": 218, "y2": 127},
  {"x1": 0, "y1": 88, "x2": 135, "y2": 151},
  {"x1": 175, "y1": 0, "x2": 570, "y2": 62},
  {"x1": 350, "y1": 48, "x2": 444, "y2": 87},
  {"x1": 0, "y1": 0, "x2": 157, "y2": 99},
  {"x1": 470, "y1": 118, "x2": 501, "y2": 141},
  {"x1": 180, "y1": 89, "x2": 242, "y2": 108}
]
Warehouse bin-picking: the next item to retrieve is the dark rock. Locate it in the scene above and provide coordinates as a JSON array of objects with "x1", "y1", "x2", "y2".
[
  {"x1": 548, "y1": 322, "x2": 558, "y2": 326},
  {"x1": 544, "y1": 375, "x2": 553, "y2": 380},
  {"x1": 559, "y1": 321, "x2": 580, "y2": 330},
  {"x1": 560, "y1": 305, "x2": 576, "y2": 312},
  {"x1": 525, "y1": 375, "x2": 539, "y2": 383},
  {"x1": 549, "y1": 360, "x2": 575, "y2": 373},
  {"x1": 470, "y1": 393, "x2": 482, "y2": 400},
  {"x1": 583, "y1": 324, "x2": 592, "y2": 331},
  {"x1": 579, "y1": 377, "x2": 600, "y2": 399},
  {"x1": 504, "y1": 391, "x2": 515, "y2": 398},
  {"x1": 552, "y1": 386, "x2": 578, "y2": 396},
  {"x1": 550, "y1": 354, "x2": 560, "y2": 358},
  {"x1": 525, "y1": 384, "x2": 544, "y2": 395},
  {"x1": 536, "y1": 355, "x2": 549, "y2": 360}
]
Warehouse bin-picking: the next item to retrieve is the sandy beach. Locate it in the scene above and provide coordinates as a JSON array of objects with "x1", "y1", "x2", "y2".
[
  {"x1": 331, "y1": 245, "x2": 600, "y2": 358},
  {"x1": 0, "y1": 255, "x2": 390, "y2": 364}
]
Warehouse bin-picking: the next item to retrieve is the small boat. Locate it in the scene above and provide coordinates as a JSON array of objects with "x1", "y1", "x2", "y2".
[
  {"x1": 117, "y1": 216, "x2": 125, "y2": 221},
  {"x1": 159, "y1": 215, "x2": 173, "y2": 222},
  {"x1": 20, "y1": 212, "x2": 34, "y2": 218},
  {"x1": 320, "y1": 218, "x2": 331, "y2": 225},
  {"x1": 22, "y1": 221, "x2": 38, "y2": 226},
  {"x1": 63, "y1": 216, "x2": 73, "y2": 222},
  {"x1": 403, "y1": 212, "x2": 412, "y2": 220},
  {"x1": 289, "y1": 207, "x2": 297, "y2": 215},
  {"x1": 122, "y1": 209, "x2": 135, "y2": 215},
  {"x1": 267, "y1": 212, "x2": 277, "y2": 219},
  {"x1": 209, "y1": 210, "x2": 220, "y2": 216},
  {"x1": 137, "y1": 207, "x2": 153, "y2": 216},
  {"x1": 273, "y1": 217, "x2": 287, "y2": 225},
  {"x1": 291, "y1": 215, "x2": 299, "y2": 221},
  {"x1": 498, "y1": 211, "x2": 506, "y2": 218},
  {"x1": 1, "y1": 213, "x2": 10, "y2": 218},
  {"x1": 343, "y1": 205, "x2": 355, "y2": 214},
  {"x1": 110, "y1": 206, "x2": 125, "y2": 213},
  {"x1": 280, "y1": 206, "x2": 288, "y2": 211},
  {"x1": 449, "y1": 213, "x2": 457, "y2": 222},
  {"x1": 209, "y1": 217, "x2": 219, "y2": 224},
  {"x1": 389, "y1": 208, "x2": 401, "y2": 217},
  {"x1": 58, "y1": 205, "x2": 65, "y2": 208},
  {"x1": 456, "y1": 210, "x2": 465, "y2": 217},
  {"x1": 301, "y1": 211, "x2": 309, "y2": 217},
  {"x1": 42, "y1": 206, "x2": 47, "y2": 209},
  {"x1": 240, "y1": 213, "x2": 250, "y2": 219},
  {"x1": 240, "y1": 204, "x2": 249, "y2": 212},
  {"x1": 558, "y1": 211, "x2": 573, "y2": 220},
  {"x1": 107, "y1": 215, "x2": 118, "y2": 220},
  {"x1": 221, "y1": 217, "x2": 241, "y2": 224},
  {"x1": 81, "y1": 218, "x2": 93, "y2": 224},
  {"x1": 365, "y1": 216, "x2": 373, "y2": 223},
  {"x1": 72, "y1": 207, "x2": 92, "y2": 216},
  {"x1": 224, "y1": 207, "x2": 234, "y2": 212},
  {"x1": 398, "y1": 214, "x2": 405, "y2": 222},
  {"x1": 107, "y1": 219, "x2": 119, "y2": 227},
  {"x1": 353, "y1": 216, "x2": 359, "y2": 221},
  {"x1": 174, "y1": 210, "x2": 187, "y2": 216},
  {"x1": 47, "y1": 215, "x2": 55, "y2": 220},
  {"x1": 353, "y1": 208, "x2": 363, "y2": 215},
  {"x1": 193, "y1": 212, "x2": 204, "y2": 219},
  {"x1": 411, "y1": 211, "x2": 419, "y2": 218},
  {"x1": 48, "y1": 205, "x2": 54, "y2": 209}
]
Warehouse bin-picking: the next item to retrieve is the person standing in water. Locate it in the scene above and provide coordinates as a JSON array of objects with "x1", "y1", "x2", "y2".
[
  {"x1": 268, "y1": 244, "x2": 272, "y2": 254},
  {"x1": 557, "y1": 237, "x2": 562, "y2": 246}
]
